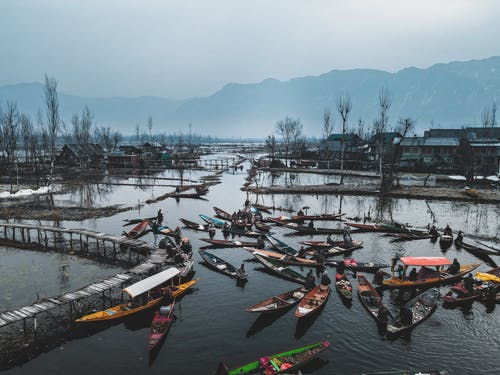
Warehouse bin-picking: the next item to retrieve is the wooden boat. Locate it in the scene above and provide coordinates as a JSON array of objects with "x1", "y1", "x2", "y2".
[
  {"x1": 388, "y1": 233, "x2": 435, "y2": 243},
  {"x1": 386, "y1": 288, "x2": 440, "y2": 335},
  {"x1": 254, "y1": 253, "x2": 306, "y2": 284},
  {"x1": 383, "y1": 257, "x2": 480, "y2": 289},
  {"x1": 380, "y1": 223, "x2": 428, "y2": 235},
  {"x1": 219, "y1": 341, "x2": 330, "y2": 375},
  {"x1": 199, "y1": 250, "x2": 245, "y2": 280},
  {"x1": 295, "y1": 285, "x2": 330, "y2": 318},
  {"x1": 346, "y1": 223, "x2": 385, "y2": 232},
  {"x1": 202, "y1": 238, "x2": 259, "y2": 248},
  {"x1": 229, "y1": 228, "x2": 261, "y2": 238},
  {"x1": 148, "y1": 300, "x2": 175, "y2": 351},
  {"x1": 252, "y1": 204, "x2": 273, "y2": 214},
  {"x1": 199, "y1": 214, "x2": 225, "y2": 228},
  {"x1": 309, "y1": 241, "x2": 363, "y2": 257},
  {"x1": 265, "y1": 234, "x2": 298, "y2": 255},
  {"x1": 76, "y1": 268, "x2": 194, "y2": 323},
  {"x1": 213, "y1": 206, "x2": 233, "y2": 221},
  {"x1": 464, "y1": 187, "x2": 479, "y2": 198},
  {"x1": 442, "y1": 283, "x2": 488, "y2": 306},
  {"x1": 299, "y1": 240, "x2": 345, "y2": 249},
  {"x1": 122, "y1": 216, "x2": 156, "y2": 226},
  {"x1": 264, "y1": 217, "x2": 290, "y2": 226},
  {"x1": 288, "y1": 213, "x2": 344, "y2": 222},
  {"x1": 284, "y1": 223, "x2": 345, "y2": 235},
  {"x1": 455, "y1": 238, "x2": 500, "y2": 257},
  {"x1": 245, "y1": 287, "x2": 306, "y2": 313},
  {"x1": 255, "y1": 221, "x2": 272, "y2": 232},
  {"x1": 439, "y1": 234, "x2": 453, "y2": 250},
  {"x1": 335, "y1": 276, "x2": 353, "y2": 300},
  {"x1": 327, "y1": 258, "x2": 389, "y2": 273},
  {"x1": 357, "y1": 274, "x2": 386, "y2": 322},
  {"x1": 179, "y1": 218, "x2": 209, "y2": 232},
  {"x1": 123, "y1": 219, "x2": 150, "y2": 239},
  {"x1": 245, "y1": 248, "x2": 319, "y2": 267}
]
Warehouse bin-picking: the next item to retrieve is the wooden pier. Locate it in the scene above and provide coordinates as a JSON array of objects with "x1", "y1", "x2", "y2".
[{"x1": 0, "y1": 222, "x2": 183, "y2": 329}]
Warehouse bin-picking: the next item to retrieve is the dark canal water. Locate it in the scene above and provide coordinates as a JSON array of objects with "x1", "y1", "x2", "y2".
[{"x1": 1, "y1": 162, "x2": 499, "y2": 374}]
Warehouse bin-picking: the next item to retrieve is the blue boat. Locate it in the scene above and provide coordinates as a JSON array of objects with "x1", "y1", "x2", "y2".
[
  {"x1": 265, "y1": 234, "x2": 298, "y2": 256},
  {"x1": 199, "y1": 214, "x2": 225, "y2": 228}
]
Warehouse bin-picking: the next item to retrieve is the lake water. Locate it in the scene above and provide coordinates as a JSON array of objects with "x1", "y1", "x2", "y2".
[{"x1": 1, "y1": 161, "x2": 499, "y2": 374}]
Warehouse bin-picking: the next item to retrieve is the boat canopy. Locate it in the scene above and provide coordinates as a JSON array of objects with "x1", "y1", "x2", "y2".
[
  {"x1": 400, "y1": 257, "x2": 451, "y2": 266},
  {"x1": 124, "y1": 267, "x2": 180, "y2": 298}
]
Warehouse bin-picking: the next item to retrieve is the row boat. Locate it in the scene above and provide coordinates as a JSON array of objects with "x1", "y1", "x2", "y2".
[
  {"x1": 199, "y1": 250, "x2": 247, "y2": 281},
  {"x1": 265, "y1": 234, "x2": 298, "y2": 255},
  {"x1": 455, "y1": 238, "x2": 500, "y2": 257},
  {"x1": 217, "y1": 341, "x2": 330, "y2": 375},
  {"x1": 199, "y1": 214, "x2": 226, "y2": 228},
  {"x1": 148, "y1": 300, "x2": 175, "y2": 351},
  {"x1": 180, "y1": 218, "x2": 210, "y2": 232},
  {"x1": 253, "y1": 253, "x2": 306, "y2": 284},
  {"x1": 245, "y1": 248, "x2": 320, "y2": 267},
  {"x1": 202, "y1": 238, "x2": 259, "y2": 248},
  {"x1": 357, "y1": 274, "x2": 387, "y2": 323},
  {"x1": 213, "y1": 206, "x2": 233, "y2": 221},
  {"x1": 284, "y1": 223, "x2": 345, "y2": 235},
  {"x1": 327, "y1": 259, "x2": 389, "y2": 273},
  {"x1": 386, "y1": 288, "x2": 440, "y2": 335},
  {"x1": 123, "y1": 219, "x2": 150, "y2": 239},
  {"x1": 309, "y1": 241, "x2": 363, "y2": 257},
  {"x1": 245, "y1": 287, "x2": 306, "y2": 313},
  {"x1": 295, "y1": 285, "x2": 330, "y2": 318},
  {"x1": 335, "y1": 276, "x2": 353, "y2": 300}
]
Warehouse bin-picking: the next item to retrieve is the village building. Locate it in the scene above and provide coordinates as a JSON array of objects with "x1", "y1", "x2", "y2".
[{"x1": 57, "y1": 144, "x2": 105, "y2": 168}]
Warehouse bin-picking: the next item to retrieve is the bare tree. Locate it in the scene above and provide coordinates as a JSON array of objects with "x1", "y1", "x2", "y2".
[
  {"x1": 492, "y1": 101, "x2": 497, "y2": 127},
  {"x1": 112, "y1": 131, "x2": 122, "y2": 150},
  {"x1": 275, "y1": 116, "x2": 302, "y2": 167},
  {"x1": 356, "y1": 118, "x2": 366, "y2": 141},
  {"x1": 375, "y1": 87, "x2": 392, "y2": 184},
  {"x1": 323, "y1": 109, "x2": 333, "y2": 140},
  {"x1": 135, "y1": 124, "x2": 140, "y2": 146},
  {"x1": 265, "y1": 134, "x2": 277, "y2": 160},
  {"x1": 96, "y1": 126, "x2": 113, "y2": 151},
  {"x1": 481, "y1": 106, "x2": 492, "y2": 127},
  {"x1": 20, "y1": 114, "x2": 33, "y2": 164},
  {"x1": 43, "y1": 74, "x2": 60, "y2": 181},
  {"x1": 336, "y1": 93, "x2": 351, "y2": 184},
  {"x1": 0, "y1": 102, "x2": 20, "y2": 166},
  {"x1": 391, "y1": 117, "x2": 415, "y2": 187}
]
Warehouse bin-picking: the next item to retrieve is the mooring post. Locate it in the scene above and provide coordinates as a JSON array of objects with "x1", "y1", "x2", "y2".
[
  {"x1": 37, "y1": 228, "x2": 41, "y2": 244},
  {"x1": 12, "y1": 227, "x2": 15, "y2": 241},
  {"x1": 79, "y1": 234, "x2": 83, "y2": 251},
  {"x1": 21, "y1": 228, "x2": 25, "y2": 243},
  {"x1": 44, "y1": 230, "x2": 48, "y2": 249},
  {"x1": 27, "y1": 228, "x2": 31, "y2": 243},
  {"x1": 69, "y1": 233, "x2": 73, "y2": 251},
  {"x1": 113, "y1": 242, "x2": 116, "y2": 259}
]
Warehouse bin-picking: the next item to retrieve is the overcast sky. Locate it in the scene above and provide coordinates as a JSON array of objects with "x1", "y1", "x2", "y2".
[{"x1": 1, "y1": 0, "x2": 499, "y2": 98}]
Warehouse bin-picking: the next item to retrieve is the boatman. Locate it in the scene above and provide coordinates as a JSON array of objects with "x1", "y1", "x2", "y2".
[
  {"x1": 208, "y1": 223, "x2": 216, "y2": 239},
  {"x1": 464, "y1": 273, "x2": 475, "y2": 296},
  {"x1": 448, "y1": 258, "x2": 460, "y2": 275},
  {"x1": 377, "y1": 305, "x2": 389, "y2": 330},
  {"x1": 257, "y1": 235, "x2": 265, "y2": 249},
  {"x1": 400, "y1": 305, "x2": 413, "y2": 326},
  {"x1": 320, "y1": 270, "x2": 331, "y2": 286},
  {"x1": 236, "y1": 264, "x2": 247, "y2": 279},
  {"x1": 157, "y1": 209, "x2": 164, "y2": 226}
]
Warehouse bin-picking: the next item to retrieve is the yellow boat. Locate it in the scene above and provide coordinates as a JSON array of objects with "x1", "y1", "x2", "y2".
[
  {"x1": 383, "y1": 256, "x2": 479, "y2": 289},
  {"x1": 76, "y1": 274, "x2": 199, "y2": 323}
]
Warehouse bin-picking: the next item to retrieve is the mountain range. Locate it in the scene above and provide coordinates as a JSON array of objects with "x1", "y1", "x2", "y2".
[{"x1": 1, "y1": 56, "x2": 499, "y2": 137}]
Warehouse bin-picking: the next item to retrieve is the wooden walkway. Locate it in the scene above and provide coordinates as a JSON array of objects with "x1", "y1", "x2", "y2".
[{"x1": 0, "y1": 223, "x2": 181, "y2": 329}]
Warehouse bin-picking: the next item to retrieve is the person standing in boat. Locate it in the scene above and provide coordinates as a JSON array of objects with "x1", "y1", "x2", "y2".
[
  {"x1": 342, "y1": 230, "x2": 352, "y2": 248},
  {"x1": 208, "y1": 223, "x2": 216, "y2": 239},
  {"x1": 336, "y1": 260, "x2": 346, "y2": 279},
  {"x1": 304, "y1": 269, "x2": 316, "y2": 290},
  {"x1": 456, "y1": 230, "x2": 464, "y2": 243},
  {"x1": 298, "y1": 246, "x2": 307, "y2": 258},
  {"x1": 308, "y1": 220, "x2": 315, "y2": 229},
  {"x1": 448, "y1": 258, "x2": 460, "y2": 275},
  {"x1": 408, "y1": 268, "x2": 418, "y2": 281},
  {"x1": 320, "y1": 270, "x2": 331, "y2": 286},
  {"x1": 444, "y1": 224, "x2": 452, "y2": 236},
  {"x1": 464, "y1": 273, "x2": 475, "y2": 296},
  {"x1": 377, "y1": 305, "x2": 389, "y2": 330},
  {"x1": 297, "y1": 208, "x2": 304, "y2": 216},
  {"x1": 222, "y1": 222, "x2": 230, "y2": 238},
  {"x1": 257, "y1": 235, "x2": 265, "y2": 249},
  {"x1": 157, "y1": 209, "x2": 164, "y2": 226},
  {"x1": 236, "y1": 264, "x2": 247, "y2": 279}
]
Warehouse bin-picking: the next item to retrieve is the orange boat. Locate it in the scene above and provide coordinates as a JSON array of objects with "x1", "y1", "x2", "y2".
[
  {"x1": 383, "y1": 256, "x2": 480, "y2": 289},
  {"x1": 295, "y1": 285, "x2": 330, "y2": 318}
]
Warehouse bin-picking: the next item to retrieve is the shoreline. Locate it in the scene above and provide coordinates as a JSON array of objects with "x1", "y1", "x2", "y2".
[{"x1": 243, "y1": 184, "x2": 500, "y2": 204}]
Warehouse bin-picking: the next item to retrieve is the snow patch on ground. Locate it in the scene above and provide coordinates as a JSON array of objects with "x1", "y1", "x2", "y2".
[{"x1": 0, "y1": 185, "x2": 55, "y2": 199}]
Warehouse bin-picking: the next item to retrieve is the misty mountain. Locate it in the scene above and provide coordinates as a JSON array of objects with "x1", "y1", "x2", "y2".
[{"x1": 1, "y1": 57, "x2": 499, "y2": 137}]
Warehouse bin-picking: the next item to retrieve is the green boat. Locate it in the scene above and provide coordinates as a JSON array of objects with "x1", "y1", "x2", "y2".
[{"x1": 216, "y1": 341, "x2": 330, "y2": 374}]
